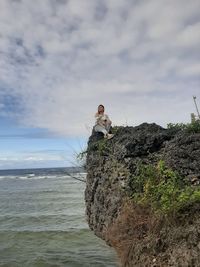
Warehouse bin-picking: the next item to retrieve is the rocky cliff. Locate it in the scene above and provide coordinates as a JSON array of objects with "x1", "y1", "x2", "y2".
[{"x1": 85, "y1": 123, "x2": 200, "y2": 267}]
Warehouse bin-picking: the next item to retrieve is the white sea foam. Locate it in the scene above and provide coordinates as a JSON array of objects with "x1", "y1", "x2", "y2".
[
  {"x1": 0, "y1": 175, "x2": 17, "y2": 180},
  {"x1": 0, "y1": 174, "x2": 73, "y2": 180},
  {"x1": 27, "y1": 173, "x2": 35, "y2": 177}
]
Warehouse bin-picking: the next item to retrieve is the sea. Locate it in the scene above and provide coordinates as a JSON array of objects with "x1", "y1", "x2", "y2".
[{"x1": 0, "y1": 168, "x2": 118, "y2": 267}]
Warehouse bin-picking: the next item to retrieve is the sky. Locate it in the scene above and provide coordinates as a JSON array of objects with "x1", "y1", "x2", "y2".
[{"x1": 0, "y1": 0, "x2": 200, "y2": 169}]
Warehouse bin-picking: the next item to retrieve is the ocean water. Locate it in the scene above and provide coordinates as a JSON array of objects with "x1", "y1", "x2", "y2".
[{"x1": 0, "y1": 168, "x2": 118, "y2": 267}]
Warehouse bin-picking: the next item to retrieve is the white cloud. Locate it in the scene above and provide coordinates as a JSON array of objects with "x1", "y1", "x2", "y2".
[
  {"x1": 0, "y1": 0, "x2": 199, "y2": 137},
  {"x1": 176, "y1": 22, "x2": 200, "y2": 47},
  {"x1": 0, "y1": 152, "x2": 64, "y2": 162},
  {"x1": 177, "y1": 63, "x2": 200, "y2": 77}
]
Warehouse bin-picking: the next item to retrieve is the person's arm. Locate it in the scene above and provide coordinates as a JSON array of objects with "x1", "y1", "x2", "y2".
[
  {"x1": 95, "y1": 113, "x2": 105, "y2": 127},
  {"x1": 105, "y1": 114, "x2": 112, "y2": 125}
]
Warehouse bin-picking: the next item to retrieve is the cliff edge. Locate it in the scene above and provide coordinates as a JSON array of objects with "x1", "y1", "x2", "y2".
[{"x1": 85, "y1": 123, "x2": 200, "y2": 267}]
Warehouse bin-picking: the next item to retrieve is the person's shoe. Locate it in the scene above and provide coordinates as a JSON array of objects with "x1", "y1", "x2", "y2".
[{"x1": 107, "y1": 134, "x2": 114, "y2": 140}]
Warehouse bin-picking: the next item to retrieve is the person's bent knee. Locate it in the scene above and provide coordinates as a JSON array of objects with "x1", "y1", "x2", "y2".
[
  {"x1": 94, "y1": 125, "x2": 101, "y2": 132},
  {"x1": 94, "y1": 125, "x2": 107, "y2": 135}
]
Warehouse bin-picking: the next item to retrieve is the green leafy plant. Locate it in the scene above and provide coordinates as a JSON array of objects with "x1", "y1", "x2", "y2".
[
  {"x1": 129, "y1": 160, "x2": 200, "y2": 216},
  {"x1": 97, "y1": 139, "x2": 112, "y2": 155},
  {"x1": 167, "y1": 123, "x2": 187, "y2": 131},
  {"x1": 186, "y1": 120, "x2": 200, "y2": 133},
  {"x1": 89, "y1": 138, "x2": 112, "y2": 156},
  {"x1": 167, "y1": 121, "x2": 200, "y2": 133},
  {"x1": 77, "y1": 150, "x2": 87, "y2": 161},
  {"x1": 111, "y1": 125, "x2": 121, "y2": 134}
]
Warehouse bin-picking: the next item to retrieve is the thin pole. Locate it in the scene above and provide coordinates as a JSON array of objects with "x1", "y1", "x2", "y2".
[{"x1": 193, "y1": 96, "x2": 200, "y2": 119}]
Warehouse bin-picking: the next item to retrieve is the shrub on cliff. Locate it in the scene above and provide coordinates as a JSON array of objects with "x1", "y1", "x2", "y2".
[
  {"x1": 129, "y1": 160, "x2": 200, "y2": 216},
  {"x1": 167, "y1": 120, "x2": 200, "y2": 133}
]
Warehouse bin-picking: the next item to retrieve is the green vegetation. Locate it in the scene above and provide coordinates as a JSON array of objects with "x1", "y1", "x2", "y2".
[
  {"x1": 167, "y1": 121, "x2": 200, "y2": 133},
  {"x1": 129, "y1": 160, "x2": 200, "y2": 215},
  {"x1": 111, "y1": 125, "x2": 121, "y2": 134},
  {"x1": 94, "y1": 139, "x2": 112, "y2": 155},
  {"x1": 78, "y1": 135, "x2": 111, "y2": 160},
  {"x1": 77, "y1": 150, "x2": 87, "y2": 162},
  {"x1": 96, "y1": 138, "x2": 107, "y2": 151}
]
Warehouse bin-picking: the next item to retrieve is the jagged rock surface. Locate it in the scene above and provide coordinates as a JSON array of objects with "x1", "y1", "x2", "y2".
[{"x1": 85, "y1": 123, "x2": 200, "y2": 266}]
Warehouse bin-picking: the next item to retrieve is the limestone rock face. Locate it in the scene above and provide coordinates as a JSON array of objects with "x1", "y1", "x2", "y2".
[{"x1": 85, "y1": 123, "x2": 200, "y2": 266}]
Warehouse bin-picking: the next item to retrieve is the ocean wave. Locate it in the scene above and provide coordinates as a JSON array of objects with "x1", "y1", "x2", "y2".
[
  {"x1": 0, "y1": 213, "x2": 85, "y2": 220},
  {"x1": 0, "y1": 228, "x2": 89, "y2": 234},
  {"x1": 0, "y1": 175, "x2": 17, "y2": 180},
  {"x1": 0, "y1": 213, "x2": 87, "y2": 232},
  {"x1": 0, "y1": 174, "x2": 74, "y2": 180}
]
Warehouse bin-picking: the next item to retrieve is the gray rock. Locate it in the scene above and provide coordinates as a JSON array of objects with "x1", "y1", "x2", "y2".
[{"x1": 85, "y1": 123, "x2": 200, "y2": 266}]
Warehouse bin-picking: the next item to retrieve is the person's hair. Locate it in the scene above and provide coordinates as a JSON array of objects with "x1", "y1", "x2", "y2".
[{"x1": 98, "y1": 104, "x2": 105, "y2": 114}]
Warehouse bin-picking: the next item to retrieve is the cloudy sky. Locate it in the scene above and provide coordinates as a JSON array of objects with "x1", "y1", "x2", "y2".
[{"x1": 0, "y1": 0, "x2": 200, "y2": 169}]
